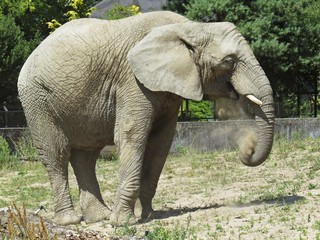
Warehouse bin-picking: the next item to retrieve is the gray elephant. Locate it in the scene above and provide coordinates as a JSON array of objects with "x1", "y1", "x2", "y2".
[{"x1": 18, "y1": 11, "x2": 274, "y2": 226}]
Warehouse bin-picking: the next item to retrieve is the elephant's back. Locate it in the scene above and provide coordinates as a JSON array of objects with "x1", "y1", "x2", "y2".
[
  {"x1": 18, "y1": 11, "x2": 189, "y2": 87},
  {"x1": 116, "y1": 11, "x2": 189, "y2": 25}
]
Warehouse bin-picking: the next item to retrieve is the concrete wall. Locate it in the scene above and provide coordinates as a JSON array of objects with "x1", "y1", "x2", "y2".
[
  {"x1": 171, "y1": 118, "x2": 320, "y2": 151},
  {"x1": 1, "y1": 119, "x2": 319, "y2": 153}
]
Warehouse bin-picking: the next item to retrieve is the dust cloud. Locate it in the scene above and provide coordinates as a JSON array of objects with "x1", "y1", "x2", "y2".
[
  {"x1": 215, "y1": 98, "x2": 258, "y2": 159},
  {"x1": 236, "y1": 129, "x2": 258, "y2": 160},
  {"x1": 215, "y1": 97, "x2": 253, "y2": 120}
]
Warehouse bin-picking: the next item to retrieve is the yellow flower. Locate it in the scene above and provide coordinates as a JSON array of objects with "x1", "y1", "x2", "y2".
[
  {"x1": 128, "y1": 4, "x2": 141, "y2": 16},
  {"x1": 65, "y1": 10, "x2": 79, "y2": 20},
  {"x1": 46, "y1": 19, "x2": 62, "y2": 33},
  {"x1": 70, "y1": 0, "x2": 84, "y2": 10}
]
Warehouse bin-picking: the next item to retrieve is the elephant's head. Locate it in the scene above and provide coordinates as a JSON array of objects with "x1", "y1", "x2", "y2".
[{"x1": 128, "y1": 22, "x2": 275, "y2": 167}]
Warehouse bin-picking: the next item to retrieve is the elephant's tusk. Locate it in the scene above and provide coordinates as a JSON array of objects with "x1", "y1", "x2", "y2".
[{"x1": 246, "y1": 95, "x2": 262, "y2": 106}]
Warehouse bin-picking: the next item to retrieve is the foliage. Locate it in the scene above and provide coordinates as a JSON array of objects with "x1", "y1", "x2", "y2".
[
  {"x1": 0, "y1": 0, "x2": 98, "y2": 104},
  {"x1": 179, "y1": 100, "x2": 213, "y2": 121},
  {"x1": 1, "y1": 0, "x2": 64, "y2": 43},
  {"x1": 0, "y1": 135, "x2": 18, "y2": 169},
  {"x1": 0, "y1": 14, "x2": 31, "y2": 72},
  {"x1": 0, "y1": 132, "x2": 37, "y2": 170},
  {"x1": 165, "y1": 0, "x2": 320, "y2": 118},
  {"x1": 46, "y1": 19, "x2": 62, "y2": 34},
  {"x1": 0, "y1": 13, "x2": 38, "y2": 104},
  {"x1": 47, "y1": 0, "x2": 96, "y2": 33},
  {"x1": 103, "y1": 4, "x2": 141, "y2": 20},
  {"x1": 14, "y1": 131, "x2": 38, "y2": 162},
  {"x1": 0, "y1": 136, "x2": 11, "y2": 164},
  {"x1": 66, "y1": 0, "x2": 96, "y2": 20},
  {"x1": 0, "y1": 0, "x2": 98, "y2": 37},
  {"x1": 162, "y1": 0, "x2": 189, "y2": 14}
]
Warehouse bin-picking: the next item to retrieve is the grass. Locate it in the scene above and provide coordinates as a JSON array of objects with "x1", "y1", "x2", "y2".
[
  {"x1": 0, "y1": 136, "x2": 18, "y2": 170},
  {"x1": 145, "y1": 217, "x2": 196, "y2": 240},
  {"x1": 13, "y1": 130, "x2": 38, "y2": 162},
  {"x1": 0, "y1": 134, "x2": 320, "y2": 239}
]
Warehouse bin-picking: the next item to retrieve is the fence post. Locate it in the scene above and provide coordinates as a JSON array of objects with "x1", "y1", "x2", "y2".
[
  {"x1": 3, "y1": 103, "x2": 8, "y2": 128},
  {"x1": 314, "y1": 79, "x2": 318, "y2": 118}
]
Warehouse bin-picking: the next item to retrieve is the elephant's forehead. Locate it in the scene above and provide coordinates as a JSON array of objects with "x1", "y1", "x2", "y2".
[
  {"x1": 215, "y1": 25, "x2": 248, "y2": 53},
  {"x1": 204, "y1": 25, "x2": 247, "y2": 58},
  {"x1": 221, "y1": 41, "x2": 240, "y2": 54},
  {"x1": 206, "y1": 40, "x2": 242, "y2": 60},
  {"x1": 219, "y1": 35, "x2": 251, "y2": 59}
]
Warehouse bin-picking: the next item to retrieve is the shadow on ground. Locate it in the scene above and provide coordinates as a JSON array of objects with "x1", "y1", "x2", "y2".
[
  {"x1": 232, "y1": 195, "x2": 305, "y2": 208},
  {"x1": 151, "y1": 195, "x2": 305, "y2": 221}
]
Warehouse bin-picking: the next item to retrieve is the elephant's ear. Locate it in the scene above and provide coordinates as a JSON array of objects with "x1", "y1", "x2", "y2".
[{"x1": 127, "y1": 23, "x2": 203, "y2": 101}]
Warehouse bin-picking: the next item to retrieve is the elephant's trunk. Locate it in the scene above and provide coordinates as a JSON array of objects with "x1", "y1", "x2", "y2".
[{"x1": 239, "y1": 77, "x2": 275, "y2": 167}]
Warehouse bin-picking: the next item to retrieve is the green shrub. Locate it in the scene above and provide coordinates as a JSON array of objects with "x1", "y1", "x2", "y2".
[
  {"x1": 13, "y1": 131, "x2": 38, "y2": 162},
  {"x1": 103, "y1": 3, "x2": 141, "y2": 20},
  {"x1": 0, "y1": 136, "x2": 18, "y2": 169},
  {"x1": 179, "y1": 100, "x2": 214, "y2": 121}
]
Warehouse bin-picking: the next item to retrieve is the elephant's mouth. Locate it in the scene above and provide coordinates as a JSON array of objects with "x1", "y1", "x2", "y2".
[
  {"x1": 227, "y1": 82, "x2": 239, "y2": 100},
  {"x1": 228, "y1": 81, "x2": 263, "y2": 107},
  {"x1": 202, "y1": 82, "x2": 239, "y2": 101}
]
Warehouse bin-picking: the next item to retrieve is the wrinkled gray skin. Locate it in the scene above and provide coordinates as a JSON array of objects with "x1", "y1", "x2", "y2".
[{"x1": 18, "y1": 11, "x2": 274, "y2": 226}]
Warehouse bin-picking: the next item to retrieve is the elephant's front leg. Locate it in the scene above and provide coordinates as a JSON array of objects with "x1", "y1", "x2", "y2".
[
  {"x1": 136, "y1": 115, "x2": 178, "y2": 221},
  {"x1": 110, "y1": 116, "x2": 152, "y2": 226}
]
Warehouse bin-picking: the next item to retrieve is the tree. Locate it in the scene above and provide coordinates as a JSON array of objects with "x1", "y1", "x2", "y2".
[
  {"x1": 47, "y1": 0, "x2": 96, "y2": 33},
  {"x1": 0, "y1": 13, "x2": 37, "y2": 104},
  {"x1": 162, "y1": 0, "x2": 189, "y2": 14},
  {"x1": 0, "y1": 0, "x2": 98, "y2": 104},
  {"x1": 0, "y1": 0, "x2": 66, "y2": 41},
  {"x1": 179, "y1": 100, "x2": 213, "y2": 121}
]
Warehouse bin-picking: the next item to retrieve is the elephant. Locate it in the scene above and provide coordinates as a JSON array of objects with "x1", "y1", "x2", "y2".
[{"x1": 17, "y1": 11, "x2": 275, "y2": 226}]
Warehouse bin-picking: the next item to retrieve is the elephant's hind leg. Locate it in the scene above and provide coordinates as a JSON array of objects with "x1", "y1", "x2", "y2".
[
  {"x1": 33, "y1": 128, "x2": 82, "y2": 225},
  {"x1": 69, "y1": 149, "x2": 111, "y2": 223}
]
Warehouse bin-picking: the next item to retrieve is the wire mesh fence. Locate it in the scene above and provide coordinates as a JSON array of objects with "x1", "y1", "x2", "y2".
[
  {"x1": 0, "y1": 105, "x2": 27, "y2": 128},
  {"x1": 0, "y1": 96, "x2": 319, "y2": 129}
]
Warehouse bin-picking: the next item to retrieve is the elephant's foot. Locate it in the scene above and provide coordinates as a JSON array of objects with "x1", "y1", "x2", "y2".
[
  {"x1": 83, "y1": 205, "x2": 111, "y2": 224},
  {"x1": 53, "y1": 209, "x2": 82, "y2": 226},
  {"x1": 134, "y1": 198, "x2": 155, "y2": 222},
  {"x1": 140, "y1": 208, "x2": 155, "y2": 222},
  {"x1": 110, "y1": 208, "x2": 137, "y2": 226},
  {"x1": 79, "y1": 190, "x2": 111, "y2": 224}
]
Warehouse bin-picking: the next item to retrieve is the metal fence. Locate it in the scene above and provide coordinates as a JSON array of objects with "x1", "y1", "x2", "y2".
[
  {"x1": 1, "y1": 98, "x2": 319, "y2": 128},
  {"x1": 0, "y1": 105, "x2": 27, "y2": 128}
]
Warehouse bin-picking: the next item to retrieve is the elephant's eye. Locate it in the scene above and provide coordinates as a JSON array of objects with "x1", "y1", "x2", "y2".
[{"x1": 221, "y1": 57, "x2": 236, "y2": 70}]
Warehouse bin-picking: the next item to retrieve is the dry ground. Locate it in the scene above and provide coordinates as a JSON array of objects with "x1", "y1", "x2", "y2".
[{"x1": 0, "y1": 136, "x2": 320, "y2": 239}]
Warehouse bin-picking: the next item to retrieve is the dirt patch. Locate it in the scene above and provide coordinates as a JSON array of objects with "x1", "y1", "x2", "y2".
[{"x1": 1, "y1": 137, "x2": 320, "y2": 239}]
